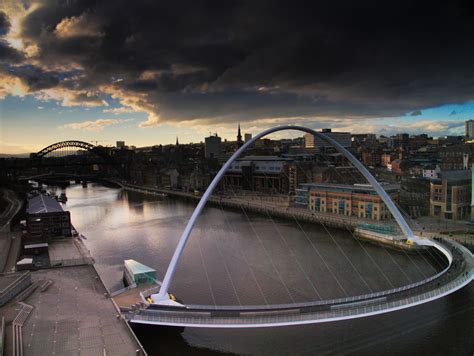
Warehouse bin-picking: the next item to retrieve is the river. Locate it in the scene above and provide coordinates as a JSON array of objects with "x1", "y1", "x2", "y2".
[{"x1": 60, "y1": 183, "x2": 473, "y2": 355}]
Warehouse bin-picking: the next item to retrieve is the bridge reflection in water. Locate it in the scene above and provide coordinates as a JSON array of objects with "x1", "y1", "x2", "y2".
[{"x1": 119, "y1": 126, "x2": 473, "y2": 328}]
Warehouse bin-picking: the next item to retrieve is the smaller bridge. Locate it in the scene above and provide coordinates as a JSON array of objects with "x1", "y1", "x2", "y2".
[
  {"x1": 30, "y1": 140, "x2": 125, "y2": 178},
  {"x1": 35, "y1": 140, "x2": 97, "y2": 158}
]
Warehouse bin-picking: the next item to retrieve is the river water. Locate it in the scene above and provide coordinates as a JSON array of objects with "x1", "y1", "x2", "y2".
[{"x1": 61, "y1": 183, "x2": 473, "y2": 355}]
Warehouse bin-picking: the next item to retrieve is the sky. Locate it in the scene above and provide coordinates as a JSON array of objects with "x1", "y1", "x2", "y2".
[{"x1": 0, "y1": 1, "x2": 472, "y2": 154}]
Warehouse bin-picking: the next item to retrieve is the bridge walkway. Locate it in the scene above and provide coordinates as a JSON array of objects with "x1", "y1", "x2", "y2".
[{"x1": 127, "y1": 240, "x2": 473, "y2": 328}]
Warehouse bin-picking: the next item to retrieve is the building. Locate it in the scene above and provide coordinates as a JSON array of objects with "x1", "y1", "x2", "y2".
[
  {"x1": 409, "y1": 134, "x2": 430, "y2": 150},
  {"x1": 160, "y1": 168, "x2": 179, "y2": 189},
  {"x1": 295, "y1": 183, "x2": 399, "y2": 221},
  {"x1": 26, "y1": 194, "x2": 71, "y2": 243},
  {"x1": 388, "y1": 133, "x2": 409, "y2": 149},
  {"x1": 466, "y1": 120, "x2": 474, "y2": 138},
  {"x1": 430, "y1": 170, "x2": 471, "y2": 221},
  {"x1": 439, "y1": 144, "x2": 474, "y2": 170},
  {"x1": 388, "y1": 159, "x2": 403, "y2": 175},
  {"x1": 361, "y1": 149, "x2": 382, "y2": 167},
  {"x1": 116, "y1": 141, "x2": 125, "y2": 149},
  {"x1": 224, "y1": 156, "x2": 294, "y2": 193},
  {"x1": 244, "y1": 133, "x2": 252, "y2": 143},
  {"x1": 381, "y1": 153, "x2": 396, "y2": 167},
  {"x1": 204, "y1": 134, "x2": 221, "y2": 158},
  {"x1": 351, "y1": 133, "x2": 376, "y2": 146},
  {"x1": 304, "y1": 129, "x2": 351, "y2": 150},
  {"x1": 422, "y1": 165, "x2": 440, "y2": 179}
]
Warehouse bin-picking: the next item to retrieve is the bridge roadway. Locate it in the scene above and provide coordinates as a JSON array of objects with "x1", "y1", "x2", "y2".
[{"x1": 125, "y1": 239, "x2": 473, "y2": 328}]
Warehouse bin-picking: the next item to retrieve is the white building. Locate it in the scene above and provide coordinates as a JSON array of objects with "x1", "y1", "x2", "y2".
[{"x1": 422, "y1": 165, "x2": 440, "y2": 179}]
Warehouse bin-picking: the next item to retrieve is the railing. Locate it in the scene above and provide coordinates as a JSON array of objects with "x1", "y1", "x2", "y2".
[
  {"x1": 133, "y1": 270, "x2": 473, "y2": 327},
  {"x1": 12, "y1": 302, "x2": 33, "y2": 356}
]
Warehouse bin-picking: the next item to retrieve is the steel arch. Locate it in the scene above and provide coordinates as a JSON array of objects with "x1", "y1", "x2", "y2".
[
  {"x1": 152, "y1": 125, "x2": 440, "y2": 303},
  {"x1": 36, "y1": 140, "x2": 97, "y2": 157}
]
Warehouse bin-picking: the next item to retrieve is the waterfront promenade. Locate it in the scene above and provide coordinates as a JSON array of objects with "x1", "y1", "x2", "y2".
[
  {"x1": 1, "y1": 265, "x2": 145, "y2": 355},
  {"x1": 113, "y1": 181, "x2": 399, "y2": 231},
  {"x1": 116, "y1": 181, "x2": 474, "y2": 251},
  {"x1": 0, "y1": 188, "x2": 147, "y2": 355}
]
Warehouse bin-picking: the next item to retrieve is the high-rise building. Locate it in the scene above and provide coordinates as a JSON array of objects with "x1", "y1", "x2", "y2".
[
  {"x1": 116, "y1": 141, "x2": 125, "y2": 149},
  {"x1": 466, "y1": 120, "x2": 474, "y2": 138},
  {"x1": 304, "y1": 128, "x2": 351, "y2": 149},
  {"x1": 205, "y1": 134, "x2": 221, "y2": 158},
  {"x1": 244, "y1": 133, "x2": 252, "y2": 142}
]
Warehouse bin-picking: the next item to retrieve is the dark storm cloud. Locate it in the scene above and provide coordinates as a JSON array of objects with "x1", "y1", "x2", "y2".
[
  {"x1": 0, "y1": 11, "x2": 10, "y2": 36},
  {"x1": 5, "y1": 0, "x2": 474, "y2": 125},
  {"x1": 410, "y1": 110, "x2": 422, "y2": 116},
  {"x1": 0, "y1": 41, "x2": 24, "y2": 63},
  {"x1": 8, "y1": 65, "x2": 60, "y2": 91}
]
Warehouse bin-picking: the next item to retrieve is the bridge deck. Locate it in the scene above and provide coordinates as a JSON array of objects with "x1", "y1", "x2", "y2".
[{"x1": 126, "y1": 240, "x2": 473, "y2": 328}]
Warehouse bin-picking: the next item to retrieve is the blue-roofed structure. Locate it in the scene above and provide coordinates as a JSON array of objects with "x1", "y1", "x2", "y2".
[{"x1": 124, "y1": 259, "x2": 157, "y2": 286}]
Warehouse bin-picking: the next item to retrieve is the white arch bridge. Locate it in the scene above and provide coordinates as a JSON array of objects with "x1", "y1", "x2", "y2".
[{"x1": 124, "y1": 126, "x2": 474, "y2": 328}]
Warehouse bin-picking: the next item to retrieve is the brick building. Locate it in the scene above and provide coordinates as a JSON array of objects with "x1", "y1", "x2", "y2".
[
  {"x1": 430, "y1": 170, "x2": 471, "y2": 221},
  {"x1": 296, "y1": 183, "x2": 399, "y2": 221}
]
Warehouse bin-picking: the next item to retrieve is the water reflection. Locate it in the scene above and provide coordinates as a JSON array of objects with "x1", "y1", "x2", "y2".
[{"x1": 65, "y1": 183, "x2": 473, "y2": 355}]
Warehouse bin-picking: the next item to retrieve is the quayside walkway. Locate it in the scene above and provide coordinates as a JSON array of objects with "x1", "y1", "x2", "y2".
[{"x1": 125, "y1": 239, "x2": 473, "y2": 328}]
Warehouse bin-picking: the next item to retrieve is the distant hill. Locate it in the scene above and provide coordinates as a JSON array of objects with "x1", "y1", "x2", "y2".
[{"x1": 0, "y1": 153, "x2": 31, "y2": 158}]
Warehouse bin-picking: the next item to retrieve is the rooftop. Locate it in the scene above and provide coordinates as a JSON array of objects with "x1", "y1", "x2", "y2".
[
  {"x1": 27, "y1": 194, "x2": 64, "y2": 214},
  {"x1": 438, "y1": 170, "x2": 471, "y2": 182}
]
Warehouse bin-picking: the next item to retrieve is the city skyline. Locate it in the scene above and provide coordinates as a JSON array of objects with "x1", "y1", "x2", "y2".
[
  {"x1": 0, "y1": 1, "x2": 472, "y2": 153},
  {"x1": 0, "y1": 2, "x2": 472, "y2": 354}
]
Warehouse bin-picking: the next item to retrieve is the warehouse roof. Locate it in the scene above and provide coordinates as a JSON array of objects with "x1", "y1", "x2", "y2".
[
  {"x1": 438, "y1": 170, "x2": 470, "y2": 181},
  {"x1": 27, "y1": 194, "x2": 64, "y2": 214}
]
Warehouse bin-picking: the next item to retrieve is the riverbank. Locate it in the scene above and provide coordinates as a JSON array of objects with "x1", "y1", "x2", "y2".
[
  {"x1": 113, "y1": 181, "x2": 426, "y2": 252},
  {"x1": 31, "y1": 180, "x2": 474, "y2": 355},
  {"x1": 0, "y1": 187, "x2": 147, "y2": 355}
]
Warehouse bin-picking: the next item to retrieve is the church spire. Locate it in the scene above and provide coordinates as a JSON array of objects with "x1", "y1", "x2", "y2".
[
  {"x1": 237, "y1": 123, "x2": 243, "y2": 147},
  {"x1": 176, "y1": 136, "x2": 179, "y2": 146}
]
